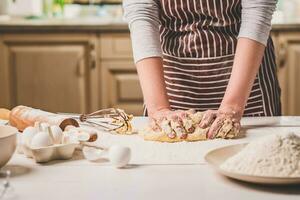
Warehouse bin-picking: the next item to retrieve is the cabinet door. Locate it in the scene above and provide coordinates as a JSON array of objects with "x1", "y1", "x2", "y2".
[
  {"x1": 100, "y1": 34, "x2": 133, "y2": 59},
  {"x1": 0, "y1": 34, "x2": 98, "y2": 113},
  {"x1": 101, "y1": 60, "x2": 143, "y2": 115},
  {"x1": 277, "y1": 33, "x2": 300, "y2": 115}
]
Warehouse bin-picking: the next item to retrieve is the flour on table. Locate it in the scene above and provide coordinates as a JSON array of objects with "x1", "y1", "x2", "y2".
[{"x1": 220, "y1": 133, "x2": 300, "y2": 177}]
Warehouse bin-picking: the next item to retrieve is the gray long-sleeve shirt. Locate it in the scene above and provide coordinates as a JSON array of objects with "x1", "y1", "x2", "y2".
[{"x1": 123, "y1": 0, "x2": 277, "y2": 63}]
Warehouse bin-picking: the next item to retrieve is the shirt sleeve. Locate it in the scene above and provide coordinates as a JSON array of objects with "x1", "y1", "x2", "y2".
[
  {"x1": 123, "y1": 0, "x2": 162, "y2": 63},
  {"x1": 238, "y1": 0, "x2": 277, "y2": 46}
]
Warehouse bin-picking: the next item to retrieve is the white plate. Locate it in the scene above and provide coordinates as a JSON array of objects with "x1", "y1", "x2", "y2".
[{"x1": 205, "y1": 144, "x2": 300, "y2": 185}]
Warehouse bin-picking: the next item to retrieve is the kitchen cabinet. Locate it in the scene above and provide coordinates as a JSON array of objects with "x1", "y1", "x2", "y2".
[
  {"x1": 0, "y1": 32, "x2": 143, "y2": 115},
  {"x1": 275, "y1": 32, "x2": 300, "y2": 115},
  {"x1": 0, "y1": 34, "x2": 98, "y2": 113},
  {"x1": 100, "y1": 60, "x2": 143, "y2": 116},
  {"x1": 99, "y1": 34, "x2": 143, "y2": 115}
]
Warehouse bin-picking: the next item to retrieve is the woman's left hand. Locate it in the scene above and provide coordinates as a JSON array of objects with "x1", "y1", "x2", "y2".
[{"x1": 199, "y1": 105, "x2": 243, "y2": 139}]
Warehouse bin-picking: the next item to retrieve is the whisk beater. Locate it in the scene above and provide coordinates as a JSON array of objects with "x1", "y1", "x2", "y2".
[{"x1": 70, "y1": 108, "x2": 134, "y2": 134}]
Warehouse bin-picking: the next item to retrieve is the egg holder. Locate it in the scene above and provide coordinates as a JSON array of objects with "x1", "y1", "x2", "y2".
[
  {"x1": 20, "y1": 141, "x2": 79, "y2": 163},
  {"x1": 18, "y1": 119, "x2": 97, "y2": 163}
]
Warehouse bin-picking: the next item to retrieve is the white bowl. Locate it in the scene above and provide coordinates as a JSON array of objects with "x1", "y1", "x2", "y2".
[{"x1": 0, "y1": 125, "x2": 18, "y2": 168}]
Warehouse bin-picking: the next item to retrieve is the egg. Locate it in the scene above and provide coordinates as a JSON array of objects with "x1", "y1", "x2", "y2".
[
  {"x1": 76, "y1": 131, "x2": 91, "y2": 142},
  {"x1": 65, "y1": 125, "x2": 76, "y2": 131},
  {"x1": 30, "y1": 131, "x2": 53, "y2": 149},
  {"x1": 62, "y1": 131, "x2": 79, "y2": 144},
  {"x1": 34, "y1": 121, "x2": 41, "y2": 129},
  {"x1": 40, "y1": 122, "x2": 50, "y2": 132},
  {"x1": 22, "y1": 126, "x2": 39, "y2": 146},
  {"x1": 108, "y1": 145, "x2": 131, "y2": 168},
  {"x1": 72, "y1": 127, "x2": 98, "y2": 142},
  {"x1": 49, "y1": 125, "x2": 63, "y2": 144}
]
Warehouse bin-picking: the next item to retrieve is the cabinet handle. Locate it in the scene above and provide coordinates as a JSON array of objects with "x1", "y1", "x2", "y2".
[
  {"x1": 278, "y1": 41, "x2": 288, "y2": 69},
  {"x1": 90, "y1": 51, "x2": 96, "y2": 69},
  {"x1": 89, "y1": 41, "x2": 96, "y2": 50},
  {"x1": 89, "y1": 41, "x2": 97, "y2": 69}
]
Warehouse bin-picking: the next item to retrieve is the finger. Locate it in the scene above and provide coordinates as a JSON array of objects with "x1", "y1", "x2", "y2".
[
  {"x1": 180, "y1": 112, "x2": 195, "y2": 133},
  {"x1": 170, "y1": 115, "x2": 184, "y2": 131},
  {"x1": 233, "y1": 122, "x2": 241, "y2": 134},
  {"x1": 207, "y1": 117, "x2": 223, "y2": 139},
  {"x1": 199, "y1": 110, "x2": 216, "y2": 128},
  {"x1": 149, "y1": 118, "x2": 160, "y2": 131},
  {"x1": 217, "y1": 118, "x2": 233, "y2": 138}
]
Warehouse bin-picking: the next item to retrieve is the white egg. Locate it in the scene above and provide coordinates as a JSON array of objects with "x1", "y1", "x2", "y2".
[
  {"x1": 62, "y1": 131, "x2": 79, "y2": 144},
  {"x1": 61, "y1": 132, "x2": 70, "y2": 144},
  {"x1": 108, "y1": 145, "x2": 131, "y2": 168},
  {"x1": 22, "y1": 126, "x2": 39, "y2": 146},
  {"x1": 49, "y1": 125, "x2": 63, "y2": 144},
  {"x1": 31, "y1": 131, "x2": 53, "y2": 148},
  {"x1": 34, "y1": 121, "x2": 40, "y2": 129},
  {"x1": 65, "y1": 125, "x2": 76, "y2": 131},
  {"x1": 76, "y1": 131, "x2": 91, "y2": 142},
  {"x1": 40, "y1": 122, "x2": 50, "y2": 132}
]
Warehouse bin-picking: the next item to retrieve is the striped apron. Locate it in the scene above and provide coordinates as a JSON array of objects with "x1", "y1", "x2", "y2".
[{"x1": 145, "y1": 0, "x2": 281, "y2": 117}]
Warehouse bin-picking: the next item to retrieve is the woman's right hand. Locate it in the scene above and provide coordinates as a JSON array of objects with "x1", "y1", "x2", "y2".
[{"x1": 149, "y1": 108, "x2": 185, "y2": 131}]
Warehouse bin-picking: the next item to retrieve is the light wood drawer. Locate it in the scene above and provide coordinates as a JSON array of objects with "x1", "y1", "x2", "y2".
[
  {"x1": 100, "y1": 34, "x2": 133, "y2": 59},
  {"x1": 100, "y1": 60, "x2": 143, "y2": 115}
]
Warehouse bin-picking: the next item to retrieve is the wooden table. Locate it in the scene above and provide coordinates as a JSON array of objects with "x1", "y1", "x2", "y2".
[{"x1": 2, "y1": 117, "x2": 300, "y2": 200}]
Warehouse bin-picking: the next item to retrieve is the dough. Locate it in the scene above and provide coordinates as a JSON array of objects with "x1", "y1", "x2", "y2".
[{"x1": 140, "y1": 111, "x2": 239, "y2": 143}]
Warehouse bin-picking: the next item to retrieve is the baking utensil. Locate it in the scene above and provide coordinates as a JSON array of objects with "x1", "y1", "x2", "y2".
[
  {"x1": 58, "y1": 108, "x2": 134, "y2": 134},
  {"x1": 205, "y1": 144, "x2": 300, "y2": 185}
]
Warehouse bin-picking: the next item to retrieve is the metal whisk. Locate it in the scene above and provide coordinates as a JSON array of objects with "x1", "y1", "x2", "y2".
[{"x1": 60, "y1": 108, "x2": 134, "y2": 134}]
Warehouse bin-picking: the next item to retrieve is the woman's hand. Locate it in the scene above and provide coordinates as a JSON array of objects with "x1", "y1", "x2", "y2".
[
  {"x1": 199, "y1": 105, "x2": 243, "y2": 139},
  {"x1": 149, "y1": 109, "x2": 185, "y2": 132},
  {"x1": 200, "y1": 38, "x2": 266, "y2": 138}
]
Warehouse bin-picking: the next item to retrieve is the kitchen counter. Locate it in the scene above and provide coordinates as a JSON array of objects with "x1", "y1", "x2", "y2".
[
  {"x1": 0, "y1": 17, "x2": 129, "y2": 33},
  {"x1": 2, "y1": 117, "x2": 300, "y2": 200},
  {"x1": 0, "y1": 17, "x2": 300, "y2": 33},
  {"x1": 272, "y1": 22, "x2": 300, "y2": 32}
]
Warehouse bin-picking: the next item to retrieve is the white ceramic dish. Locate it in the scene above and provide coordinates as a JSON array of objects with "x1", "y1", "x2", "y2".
[
  {"x1": 0, "y1": 125, "x2": 18, "y2": 168},
  {"x1": 205, "y1": 144, "x2": 300, "y2": 185}
]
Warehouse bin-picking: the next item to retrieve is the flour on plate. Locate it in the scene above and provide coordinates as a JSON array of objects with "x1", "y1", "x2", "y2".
[{"x1": 220, "y1": 133, "x2": 300, "y2": 177}]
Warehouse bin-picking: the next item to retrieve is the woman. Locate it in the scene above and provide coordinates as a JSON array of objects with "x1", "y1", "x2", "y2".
[{"x1": 123, "y1": 0, "x2": 280, "y2": 138}]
